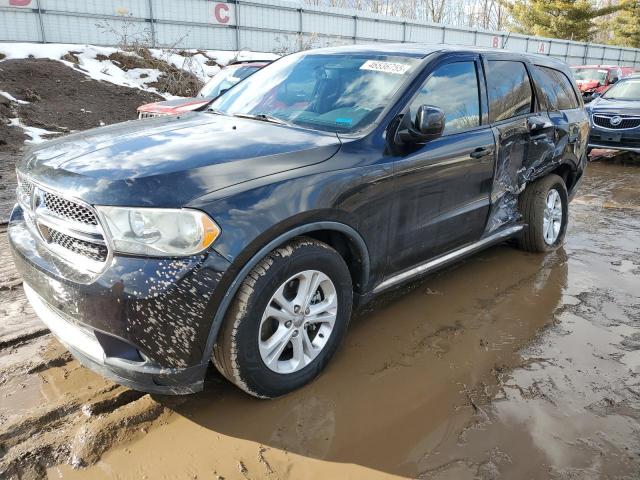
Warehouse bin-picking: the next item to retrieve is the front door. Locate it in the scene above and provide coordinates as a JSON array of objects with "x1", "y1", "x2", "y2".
[{"x1": 387, "y1": 57, "x2": 495, "y2": 276}]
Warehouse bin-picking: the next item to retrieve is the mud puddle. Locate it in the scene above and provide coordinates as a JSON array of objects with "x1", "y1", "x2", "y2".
[{"x1": 1, "y1": 157, "x2": 639, "y2": 479}]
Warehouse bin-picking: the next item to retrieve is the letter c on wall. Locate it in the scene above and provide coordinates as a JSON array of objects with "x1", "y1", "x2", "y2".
[{"x1": 214, "y1": 3, "x2": 230, "y2": 24}]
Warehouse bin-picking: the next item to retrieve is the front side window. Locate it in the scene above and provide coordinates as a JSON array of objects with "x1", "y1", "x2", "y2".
[
  {"x1": 602, "y1": 79, "x2": 640, "y2": 100},
  {"x1": 408, "y1": 61, "x2": 481, "y2": 134},
  {"x1": 486, "y1": 61, "x2": 533, "y2": 122},
  {"x1": 208, "y1": 53, "x2": 421, "y2": 133}
]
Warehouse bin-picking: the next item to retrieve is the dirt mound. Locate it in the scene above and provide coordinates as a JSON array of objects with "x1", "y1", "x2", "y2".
[
  {"x1": 100, "y1": 49, "x2": 204, "y2": 97},
  {"x1": 0, "y1": 58, "x2": 163, "y2": 152}
]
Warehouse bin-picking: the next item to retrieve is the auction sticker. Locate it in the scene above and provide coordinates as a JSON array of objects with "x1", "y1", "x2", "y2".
[{"x1": 360, "y1": 60, "x2": 411, "y2": 75}]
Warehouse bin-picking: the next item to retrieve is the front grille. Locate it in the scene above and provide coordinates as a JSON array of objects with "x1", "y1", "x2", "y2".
[
  {"x1": 18, "y1": 176, "x2": 34, "y2": 198},
  {"x1": 42, "y1": 192, "x2": 98, "y2": 225},
  {"x1": 593, "y1": 115, "x2": 640, "y2": 130},
  {"x1": 49, "y1": 229, "x2": 108, "y2": 262},
  {"x1": 16, "y1": 174, "x2": 109, "y2": 268}
]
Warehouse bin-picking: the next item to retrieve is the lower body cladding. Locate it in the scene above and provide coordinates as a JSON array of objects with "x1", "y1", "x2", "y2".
[
  {"x1": 8, "y1": 205, "x2": 231, "y2": 394},
  {"x1": 588, "y1": 126, "x2": 640, "y2": 154}
]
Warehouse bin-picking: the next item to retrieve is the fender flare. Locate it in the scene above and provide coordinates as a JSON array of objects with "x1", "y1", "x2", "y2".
[{"x1": 200, "y1": 221, "x2": 370, "y2": 365}]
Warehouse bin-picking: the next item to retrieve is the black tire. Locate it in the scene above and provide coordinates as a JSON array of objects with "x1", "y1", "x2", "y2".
[
  {"x1": 517, "y1": 174, "x2": 568, "y2": 253},
  {"x1": 212, "y1": 237, "x2": 353, "y2": 398}
]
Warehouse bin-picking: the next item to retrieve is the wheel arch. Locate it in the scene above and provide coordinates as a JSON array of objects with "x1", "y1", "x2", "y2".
[{"x1": 201, "y1": 221, "x2": 370, "y2": 365}]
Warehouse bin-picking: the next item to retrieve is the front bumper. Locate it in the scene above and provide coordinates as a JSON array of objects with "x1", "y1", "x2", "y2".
[
  {"x1": 588, "y1": 125, "x2": 640, "y2": 154},
  {"x1": 8, "y1": 204, "x2": 231, "y2": 394}
]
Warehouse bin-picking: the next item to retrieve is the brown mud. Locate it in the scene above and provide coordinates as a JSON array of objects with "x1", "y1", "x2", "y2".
[{"x1": 0, "y1": 154, "x2": 639, "y2": 479}]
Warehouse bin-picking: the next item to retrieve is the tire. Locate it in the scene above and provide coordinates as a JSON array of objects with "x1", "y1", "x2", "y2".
[
  {"x1": 517, "y1": 174, "x2": 568, "y2": 253},
  {"x1": 212, "y1": 237, "x2": 353, "y2": 398}
]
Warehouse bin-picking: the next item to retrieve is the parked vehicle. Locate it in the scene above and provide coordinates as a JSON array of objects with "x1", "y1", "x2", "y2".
[
  {"x1": 137, "y1": 61, "x2": 270, "y2": 118},
  {"x1": 571, "y1": 65, "x2": 635, "y2": 103},
  {"x1": 586, "y1": 76, "x2": 640, "y2": 153},
  {"x1": 9, "y1": 45, "x2": 588, "y2": 398}
]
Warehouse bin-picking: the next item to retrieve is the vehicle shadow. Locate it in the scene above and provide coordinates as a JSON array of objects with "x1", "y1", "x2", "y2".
[{"x1": 158, "y1": 243, "x2": 569, "y2": 478}]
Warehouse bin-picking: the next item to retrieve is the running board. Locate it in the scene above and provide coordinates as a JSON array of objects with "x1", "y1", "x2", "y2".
[{"x1": 373, "y1": 225, "x2": 523, "y2": 294}]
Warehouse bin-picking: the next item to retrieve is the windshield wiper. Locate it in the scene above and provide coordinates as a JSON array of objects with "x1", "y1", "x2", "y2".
[
  {"x1": 207, "y1": 108, "x2": 229, "y2": 116},
  {"x1": 232, "y1": 113, "x2": 292, "y2": 126}
]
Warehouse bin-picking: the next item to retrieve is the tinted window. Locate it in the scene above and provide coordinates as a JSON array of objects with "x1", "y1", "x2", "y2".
[
  {"x1": 486, "y1": 61, "x2": 533, "y2": 122},
  {"x1": 409, "y1": 62, "x2": 480, "y2": 134},
  {"x1": 535, "y1": 66, "x2": 580, "y2": 110}
]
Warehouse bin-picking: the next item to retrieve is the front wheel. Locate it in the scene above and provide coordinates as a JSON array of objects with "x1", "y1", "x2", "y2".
[
  {"x1": 212, "y1": 237, "x2": 353, "y2": 398},
  {"x1": 517, "y1": 174, "x2": 569, "y2": 253}
]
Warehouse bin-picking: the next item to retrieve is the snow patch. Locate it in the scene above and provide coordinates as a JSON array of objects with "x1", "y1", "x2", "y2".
[
  {"x1": 1, "y1": 91, "x2": 29, "y2": 104},
  {"x1": 9, "y1": 117, "x2": 58, "y2": 144}
]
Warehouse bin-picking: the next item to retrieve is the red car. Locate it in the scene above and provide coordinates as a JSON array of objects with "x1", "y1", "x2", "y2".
[
  {"x1": 137, "y1": 61, "x2": 270, "y2": 118},
  {"x1": 571, "y1": 65, "x2": 635, "y2": 102}
]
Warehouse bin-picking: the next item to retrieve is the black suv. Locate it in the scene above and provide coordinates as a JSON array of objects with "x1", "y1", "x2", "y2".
[{"x1": 9, "y1": 45, "x2": 588, "y2": 398}]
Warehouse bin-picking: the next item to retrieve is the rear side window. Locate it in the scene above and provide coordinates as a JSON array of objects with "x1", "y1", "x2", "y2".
[
  {"x1": 408, "y1": 61, "x2": 480, "y2": 134},
  {"x1": 486, "y1": 61, "x2": 533, "y2": 122},
  {"x1": 534, "y1": 66, "x2": 580, "y2": 110}
]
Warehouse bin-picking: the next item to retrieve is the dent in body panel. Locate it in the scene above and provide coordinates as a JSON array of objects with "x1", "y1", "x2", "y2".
[{"x1": 485, "y1": 114, "x2": 567, "y2": 234}]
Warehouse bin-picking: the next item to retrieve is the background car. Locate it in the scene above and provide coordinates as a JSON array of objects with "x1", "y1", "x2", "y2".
[
  {"x1": 586, "y1": 76, "x2": 640, "y2": 154},
  {"x1": 137, "y1": 60, "x2": 270, "y2": 118},
  {"x1": 571, "y1": 64, "x2": 635, "y2": 102}
]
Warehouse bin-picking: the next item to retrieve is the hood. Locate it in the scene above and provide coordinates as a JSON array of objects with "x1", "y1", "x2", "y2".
[
  {"x1": 588, "y1": 96, "x2": 640, "y2": 116},
  {"x1": 19, "y1": 113, "x2": 341, "y2": 207},
  {"x1": 137, "y1": 97, "x2": 211, "y2": 114},
  {"x1": 576, "y1": 79, "x2": 600, "y2": 92}
]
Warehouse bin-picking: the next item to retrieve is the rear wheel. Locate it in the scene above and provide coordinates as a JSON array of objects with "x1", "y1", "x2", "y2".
[
  {"x1": 213, "y1": 237, "x2": 353, "y2": 398},
  {"x1": 517, "y1": 174, "x2": 568, "y2": 253}
]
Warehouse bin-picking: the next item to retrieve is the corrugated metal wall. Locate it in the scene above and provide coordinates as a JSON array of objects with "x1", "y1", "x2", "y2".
[{"x1": 1, "y1": 0, "x2": 639, "y2": 67}]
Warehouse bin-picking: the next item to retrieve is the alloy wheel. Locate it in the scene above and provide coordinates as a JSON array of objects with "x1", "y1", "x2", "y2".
[{"x1": 258, "y1": 270, "x2": 338, "y2": 374}]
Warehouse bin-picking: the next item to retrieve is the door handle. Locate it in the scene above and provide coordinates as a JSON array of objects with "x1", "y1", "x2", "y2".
[
  {"x1": 531, "y1": 133, "x2": 548, "y2": 142},
  {"x1": 469, "y1": 147, "x2": 492, "y2": 159}
]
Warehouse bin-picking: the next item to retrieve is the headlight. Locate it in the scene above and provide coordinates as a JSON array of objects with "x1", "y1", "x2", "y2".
[{"x1": 96, "y1": 206, "x2": 220, "y2": 256}]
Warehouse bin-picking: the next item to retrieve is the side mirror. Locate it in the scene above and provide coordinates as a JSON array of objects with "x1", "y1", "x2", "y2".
[{"x1": 409, "y1": 105, "x2": 445, "y2": 143}]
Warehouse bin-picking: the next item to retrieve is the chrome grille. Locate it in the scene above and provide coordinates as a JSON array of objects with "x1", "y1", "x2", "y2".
[
  {"x1": 49, "y1": 229, "x2": 108, "y2": 262},
  {"x1": 15, "y1": 174, "x2": 109, "y2": 269},
  {"x1": 18, "y1": 176, "x2": 34, "y2": 198},
  {"x1": 593, "y1": 115, "x2": 640, "y2": 130},
  {"x1": 42, "y1": 192, "x2": 98, "y2": 225}
]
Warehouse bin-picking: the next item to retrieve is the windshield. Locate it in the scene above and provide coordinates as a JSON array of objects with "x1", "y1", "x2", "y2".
[
  {"x1": 199, "y1": 65, "x2": 261, "y2": 98},
  {"x1": 208, "y1": 52, "x2": 421, "y2": 133},
  {"x1": 602, "y1": 79, "x2": 640, "y2": 100},
  {"x1": 572, "y1": 68, "x2": 608, "y2": 83}
]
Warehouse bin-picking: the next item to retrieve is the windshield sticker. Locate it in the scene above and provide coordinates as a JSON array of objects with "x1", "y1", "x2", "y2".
[
  {"x1": 360, "y1": 60, "x2": 411, "y2": 75},
  {"x1": 335, "y1": 118, "x2": 353, "y2": 125}
]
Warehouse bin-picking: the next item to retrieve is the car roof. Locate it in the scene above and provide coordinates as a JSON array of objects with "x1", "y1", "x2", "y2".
[
  {"x1": 303, "y1": 43, "x2": 570, "y2": 70},
  {"x1": 572, "y1": 65, "x2": 617, "y2": 69},
  {"x1": 227, "y1": 60, "x2": 271, "y2": 68}
]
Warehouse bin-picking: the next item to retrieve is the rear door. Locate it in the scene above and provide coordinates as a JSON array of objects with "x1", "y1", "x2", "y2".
[
  {"x1": 482, "y1": 57, "x2": 547, "y2": 232},
  {"x1": 386, "y1": 54, "x2": 496, "y2": 275},
  {"x1": 530, "y1": 65, "x2": 589, "y2": 166}
]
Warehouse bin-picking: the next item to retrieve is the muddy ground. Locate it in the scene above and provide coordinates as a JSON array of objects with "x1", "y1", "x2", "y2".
[{"x1": 0, "y1": 152, "x2": 638, "y2": 479}]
